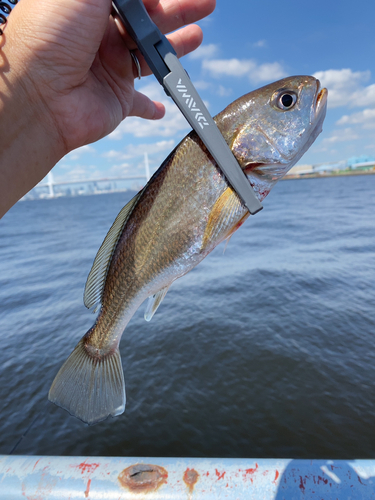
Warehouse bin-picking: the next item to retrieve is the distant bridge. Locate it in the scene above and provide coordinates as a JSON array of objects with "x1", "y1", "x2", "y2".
[{"x1": 38, "y1": 153, "x2": 151, "y2": 198}]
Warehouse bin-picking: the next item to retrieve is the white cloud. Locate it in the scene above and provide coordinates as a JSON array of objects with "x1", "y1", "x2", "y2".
[
  {"x1": 217, "y1": 85, "x2": 232, "y2": 97},
  {"x1": 203, "y1": 58, "x2": 255, "y2": 77},
  {"x1": 106, "y1": 163, "x2": 134, "y2": 177},
  {"x1": 254, "y1": 62, "x2": 286, "y2": 83},
  {"x1": 337, "y1": 108, "x2": 375, "y2": 128},
  {"x1": 109, "y1": 82, "x2": 190, "y2": 139},
  {"x1": 103, "y1": 140, "x2": 176, "y2": 160},
  {"x1": 54, "y1": 164, "x2": 101, "y2": 182},
  {"x1": 322, "y1": 127, "x2": 359, "y2": 144},
  {"x1": 125, "y1": 140, "x2": 176, "y2": 158},
  {"x1": 188, "y1": 43, "x2": 219, "y2": 60},
  {"x1": 202, "y1": 58, "x2": 287, "y2": 83},
  {"x1": 313, "y1": 68, "x2": 373, "y2": 108},
  {"x1": 351, "y1": 84, "x2": 375, "y2": 107},
  {"x1": 102, "y1": 150, "x2": 122, "y2": 159},
  {"x1": 192, "y1": 80, "x2": 212, "y2": 90},
  {"x1": 252, "y1": 40, "x2": 267, "y2": 48},
  {"x1": 313, "y1": 68, "x2": 369, "y2": 88},
  {"x1": 189, "y1": 80, "x2": 232, "y2": 97},
  {"x1": 63, "y1": 144, "x2": 96, "y2": 161}
]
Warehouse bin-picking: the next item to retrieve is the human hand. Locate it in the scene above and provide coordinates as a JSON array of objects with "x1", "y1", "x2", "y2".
[
  {"x1": 7, "y1": 0, "x2": 215, "y2": 150},
  {"x1": 0, "y1": 0, "x2": 215, "y2": 216}
]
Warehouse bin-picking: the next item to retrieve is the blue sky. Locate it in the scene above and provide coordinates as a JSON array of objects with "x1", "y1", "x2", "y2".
[{"x1": 52, "y1": 0, "x2": 375, "y2": 184}]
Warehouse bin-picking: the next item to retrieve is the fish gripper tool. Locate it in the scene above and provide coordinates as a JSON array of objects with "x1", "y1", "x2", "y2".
[{"x1": 112, "y1": 0, "x2": 263, "y2": 215}]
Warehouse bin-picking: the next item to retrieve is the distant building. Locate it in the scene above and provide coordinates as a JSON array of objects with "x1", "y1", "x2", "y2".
[
  {"x1": 286, "y1": 164, "x2": 314, "y2": 176},
  {"x1": 347, "y1": 155, "x2": 375, "y2": 169},
  {"x1": 313, "y1": 160, "x2": 347, "y2": 172}
]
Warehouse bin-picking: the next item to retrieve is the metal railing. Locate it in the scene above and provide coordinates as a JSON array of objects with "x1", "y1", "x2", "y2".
[{"x1": 1, "y1": 455, "x2": 375, "y2": 499}]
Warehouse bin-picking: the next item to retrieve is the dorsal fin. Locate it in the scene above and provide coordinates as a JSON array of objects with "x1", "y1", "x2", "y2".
[
  {"x1": 144, "y1": 285, "x2": 170, "y2": 321},
  {"x1": 84, "y1": 190, "x2": 144, "y2": 310}
]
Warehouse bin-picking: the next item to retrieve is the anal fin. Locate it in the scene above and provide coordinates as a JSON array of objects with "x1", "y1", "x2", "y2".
[{"x1": 144, "y1": 286, "x2": 170, "y2": 322}]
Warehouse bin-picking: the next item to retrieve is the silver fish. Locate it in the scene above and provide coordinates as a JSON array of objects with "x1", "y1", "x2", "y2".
[{"x1": 49, "y1": 76, "x2": 327, "y2": 424}]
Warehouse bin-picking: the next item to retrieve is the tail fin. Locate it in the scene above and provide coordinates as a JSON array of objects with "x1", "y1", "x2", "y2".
[{"x1": 48, "y1": 338, "x2": 125, "y2": 425}]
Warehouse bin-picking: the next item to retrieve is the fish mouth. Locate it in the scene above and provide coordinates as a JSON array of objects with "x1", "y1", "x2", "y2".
[
  {"x1": 314, "y1": 80, "x2": 328, "y2": 118},
  {"x1": 244, "y1": 161, "x2": 285, "y2": 178},
  {"x1": 244, "y1": 162, "x2": 266, "y2": 175}
]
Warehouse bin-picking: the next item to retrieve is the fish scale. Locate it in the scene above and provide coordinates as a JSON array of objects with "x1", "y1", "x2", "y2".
[{"x1": 48, "y1": 76, "x2": 327, "y2": 425}]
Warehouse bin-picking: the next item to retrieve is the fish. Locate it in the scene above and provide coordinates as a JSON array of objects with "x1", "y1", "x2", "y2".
[{"x1": 48, "y1": 75, "x2": 327, "y2": 425}]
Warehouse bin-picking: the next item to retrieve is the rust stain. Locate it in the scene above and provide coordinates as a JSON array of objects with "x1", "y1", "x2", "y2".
[
  {"x1": 244, "y1": 463, "x2": 258, "y2": 476},
  {"x1": 243, "y1": 463, "x2": 258, "y2": 484},
  {"x1": 183, "y1": 468, "x2": 199, "y2": 494},
  {"x1": 84, "y1": 479, "x2": 91, "y2": 498},
  {"x1": 75, "y1": 462, "x2": 100, "y2": 474},
  {"x1": 215, "y1": 469, "x2": 226, "y2": 480},
  {"x1": 299, "y1": 475, "x2": 305, "y2": 493},
  {"x1": 118, "y1": 464, "x2": 168, "y2": 493},
  {"x1": 32, "y1": 459, "x2": 41, "y2": 472}
]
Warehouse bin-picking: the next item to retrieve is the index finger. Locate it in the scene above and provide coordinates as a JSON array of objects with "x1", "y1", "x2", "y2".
[
  {"x1": 148, "y1": 0, "x2": 216, "y2": 34},
  {"x1": 114, "y1": 0, "x2": 215, "y2": 50}
]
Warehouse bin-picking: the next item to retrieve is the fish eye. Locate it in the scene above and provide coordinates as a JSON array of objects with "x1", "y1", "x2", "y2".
[{"x1": 271, "y1": 90, "x2": 298, "y2": 111}]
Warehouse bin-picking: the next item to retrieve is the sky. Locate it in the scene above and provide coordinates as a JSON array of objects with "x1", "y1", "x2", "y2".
[{"x1": 52, "y1": 0, "x2": 375, "y2": 185}]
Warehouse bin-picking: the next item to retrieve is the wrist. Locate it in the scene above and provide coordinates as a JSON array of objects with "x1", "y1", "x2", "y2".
[{"x1": 0, "y1": 28, "x2": 66, "y2": 217}]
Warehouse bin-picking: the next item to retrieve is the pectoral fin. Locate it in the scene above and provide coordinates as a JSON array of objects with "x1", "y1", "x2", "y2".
[
  {"x1": 202, "y1": 187, "x2": 247, "y2": 250},
  {"x1": 144, "y1": 285, "x2": 170, "y2": 321}
]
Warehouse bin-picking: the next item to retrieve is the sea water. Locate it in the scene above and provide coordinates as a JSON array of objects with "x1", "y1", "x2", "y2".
[{"x1": 0, "y1": 174, "x2": 374, "y2": 458}]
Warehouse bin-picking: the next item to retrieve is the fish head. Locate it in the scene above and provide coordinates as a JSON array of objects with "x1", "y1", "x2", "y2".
[{"x1": 218, "y1": 76, "x2": 328, "y2": 201}]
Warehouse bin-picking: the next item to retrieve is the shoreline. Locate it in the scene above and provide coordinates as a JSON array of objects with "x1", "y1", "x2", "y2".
[{"x1": 283, "y1": 169, "x2": 375, "y2": 180}]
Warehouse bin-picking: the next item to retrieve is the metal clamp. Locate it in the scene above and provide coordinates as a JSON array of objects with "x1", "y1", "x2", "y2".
[{"x1": 112, "y1": 0, "x2": 263, "y2": 215}]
